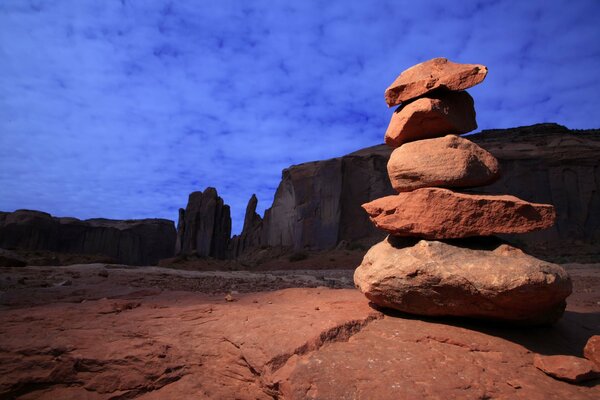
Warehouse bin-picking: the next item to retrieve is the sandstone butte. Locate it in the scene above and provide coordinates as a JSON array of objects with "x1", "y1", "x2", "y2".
[
  {"x1": 362, "y1": 187, "x2": 556, "y2": 238},
  {"x1": 384, "y1": 57, "x2": 488, "y2": 107},
  {"x1": 384, "y1": 91, "x2": 478, "y2": 146},
  {"x1": 354, "y1": 237, "x2": 572, "y2": 325},
  {"x1": 387, "y1": 134, "x2": 500, "y2": 192}
]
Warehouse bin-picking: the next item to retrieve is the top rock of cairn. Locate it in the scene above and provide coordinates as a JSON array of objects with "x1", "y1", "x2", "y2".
[{"x1": 384, "y1": 57, "x2": 488, "y2": 107}]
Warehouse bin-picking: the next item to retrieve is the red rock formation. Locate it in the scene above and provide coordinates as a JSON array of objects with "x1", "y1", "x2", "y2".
[
  {"x1": 384, "y1": 57, "x2": 488, "y2": 107},
  {"x1": 385, "y1": 91, "x2": 477, "y2": 146},
  {"x1": 362, "y1": 188, "x2": 556, "y2": 238},
  {"x1": 387, "y1": 134, "x2": 500, "y2": 192}
]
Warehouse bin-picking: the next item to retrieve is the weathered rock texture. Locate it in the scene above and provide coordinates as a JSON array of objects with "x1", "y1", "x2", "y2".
[
  {"x1": 176, "y1": 187, "x2": 231, "y2": 259},
  {"x1": 384, "y1": 57, "x2": 488, "y2": 107},
  {"x1": 0, "y1": 210, "x2": 176, "y2": 265},
  {"x1": 354, "y1": 237, "x2": 572, "y2": 324},
  {"x1": 534, "y1": 354, "x2": 600, "y2": 383},
  {"x1": 363, "y1": 188, "x2": 556, "y2": 239},
  {"x1": 385, "y1": 91, "x2": 477, "y2": 146},
  {"x1": 387, "y1": 134, "x2": 500, "y2": 192}
]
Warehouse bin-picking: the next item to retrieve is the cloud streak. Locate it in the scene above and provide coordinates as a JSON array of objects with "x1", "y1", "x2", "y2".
[{"x1": 1, "y1": 0, "x2": 599, "y2": 233}]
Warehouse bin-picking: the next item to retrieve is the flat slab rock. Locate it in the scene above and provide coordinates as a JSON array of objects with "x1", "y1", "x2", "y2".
[
  {"x1": 385, "y1": 91, "x2": 478, "y2": 147},
  {"x1": 354, "y1": 237, "x2": 572, "y2": 325},
  {"x1": 385, "y1": 57, "x2": 488, "y2": 107},
  {"x1": 387, "y1": 134, "x2": 500, "y2": 191},
  {"x1": 534, "y1": 355, "x2": 600, "y2": 383},
  {"x1": 363, "y1": 187, "x2": 556, "y2": 238},
  {"x1": 0, "y1": 263, "x2": 598, "y2": 399}
]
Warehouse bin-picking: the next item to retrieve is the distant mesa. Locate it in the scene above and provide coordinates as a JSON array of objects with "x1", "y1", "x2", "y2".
[{"x1": 0, "y1": 209, "x2": 176, "y2": 266}]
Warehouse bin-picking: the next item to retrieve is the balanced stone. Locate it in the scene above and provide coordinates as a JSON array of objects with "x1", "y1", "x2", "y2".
[
  {"x1": 362, "y1": 188, "x2": 555, "y2": 238},
  {"x1": 387, "y1": 135, "x2": 500, "y2": 192},
  {"x1": 385, "y1": 91, "x2": 477, "y2": 146},
  {"x1": 354, "y1": 237, "x2": 572, "y2": 325},
  {"x1": 384, "y1": 57, "x2": 488, "y2": 107}
]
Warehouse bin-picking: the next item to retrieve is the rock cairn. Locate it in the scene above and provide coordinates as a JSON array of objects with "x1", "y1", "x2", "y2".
[{"x1": 354, "y1": 57, "x2": 572, "y2": 325}]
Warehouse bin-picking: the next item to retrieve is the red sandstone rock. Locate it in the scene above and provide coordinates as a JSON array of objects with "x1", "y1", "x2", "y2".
[
  {"x1": 534, "y1": 354, "x2": 600, "y2": 383},
  {"x1": 384, "y1": 57, "x2": 488, "y2": 107},
  {"x1": 385, "y1": 91, "x2": 477, "y2": 146},
  {"x1": 362, "y1": 188, "x2": 556, "y2": 238},
  {"x1": 584, "y1": 335, "x2": 600, "y2": 368},
  {"x1": 387, "y1": 135, "x2": 500, "y2": 191},
  {"x1": 0, "y1": 264, "x2": 598, "y2": 399},
  {"x1": 353, "y1": 237, "x2": 572, "y2": 325}
]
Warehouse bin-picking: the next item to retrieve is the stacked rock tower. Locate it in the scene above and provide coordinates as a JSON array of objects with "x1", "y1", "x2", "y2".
[{"x1": 354, "y1": 58, "x2": 572, "y2": 325}]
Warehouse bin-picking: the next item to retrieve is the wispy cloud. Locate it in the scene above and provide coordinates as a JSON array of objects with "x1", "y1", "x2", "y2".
[{"x1": 1, "y1": 0, "x2": 599, "y2": 233}]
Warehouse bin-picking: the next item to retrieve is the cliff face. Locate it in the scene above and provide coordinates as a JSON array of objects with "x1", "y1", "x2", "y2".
[
  {"x1": 0, "y1": 210, "x2": 176, "y2": 265},
  {"x1": 468, "y1": 123, "x2": 600, "y2": 259},
  {"x1": 243, "y1": 123, "x2": 600, "y2": 260},
  {"x1": 260, "y1": 146, "x2": 394, "y2": 251},
  {"x1": 176, "y1": 187, "x2": 231, "y2": 259}
]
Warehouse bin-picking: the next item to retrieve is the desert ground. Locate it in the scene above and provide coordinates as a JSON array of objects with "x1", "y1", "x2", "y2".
[{"x1": 0, "y1": 262, "x2": 598, "y2": 399}]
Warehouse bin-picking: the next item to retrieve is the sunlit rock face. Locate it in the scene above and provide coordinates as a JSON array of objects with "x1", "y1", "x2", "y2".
[{"x1": 354, "y1": 236, "x2": 572, "y2": 325}]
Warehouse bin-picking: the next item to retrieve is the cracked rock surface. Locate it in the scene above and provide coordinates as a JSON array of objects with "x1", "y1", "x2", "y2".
[{"x1": 0, "y1": 263, "x2": 598, "y2": 399}]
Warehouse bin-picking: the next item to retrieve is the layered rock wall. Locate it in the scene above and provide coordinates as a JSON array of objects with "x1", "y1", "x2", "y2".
[
  {"x1": 0, "y1": 210, "x2": 176, "y2": 265},
  {"x1": 240, "y1": 123, "x2": 600, "y2": 259}
]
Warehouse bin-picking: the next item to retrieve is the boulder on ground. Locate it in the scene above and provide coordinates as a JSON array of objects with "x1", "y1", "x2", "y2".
[
  {"x1": 387, "y1": 135, "x2": 500, "y2": 191},
  {"x1": 385, "y1": 91, "x2": 477, "y2": 146},
  {"x1": 353, "y1": 237, "x2": 572, "y2": 325},
  {"x1": 584, "y1": 335, "x2": 600, "y2": 369},
  {"x1": 362, "y1": 188, "x2": 555, "y2": 238},
  {"x1": 534, "y1": 354, "x2": 600, "y2": 383},
  {"x1": 384, "y1": 57, "x2": 488, "y2": 107}
]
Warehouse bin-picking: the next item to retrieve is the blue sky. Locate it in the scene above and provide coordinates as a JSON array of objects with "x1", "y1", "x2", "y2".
[{"x1": 1, "y1": 0, "x2": 599, "y2": 234}]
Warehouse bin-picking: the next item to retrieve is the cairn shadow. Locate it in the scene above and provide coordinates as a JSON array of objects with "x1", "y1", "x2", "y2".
[{"x1": 372, "y1": 304, "x2": 599, "y2": 357}]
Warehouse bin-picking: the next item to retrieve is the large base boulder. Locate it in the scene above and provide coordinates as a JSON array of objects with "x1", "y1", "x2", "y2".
[{"x1": 354, "y1": 236, "x2": 572, "y2": 325}]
